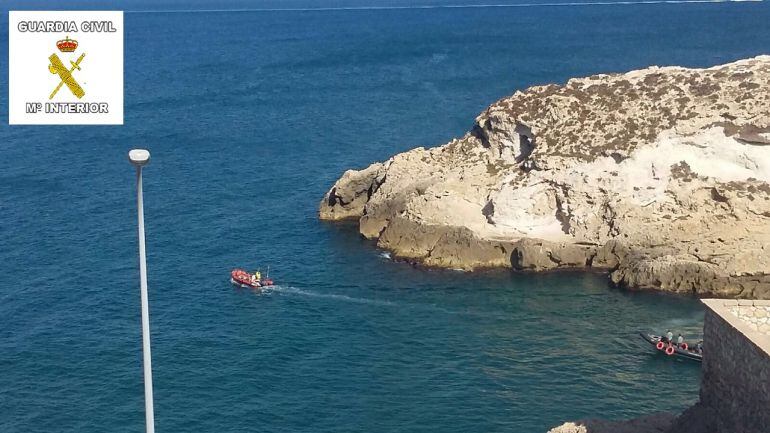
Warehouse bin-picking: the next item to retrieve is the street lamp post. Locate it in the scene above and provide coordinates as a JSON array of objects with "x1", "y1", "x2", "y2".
[{"x1": 128, "y1": 149, "x2": 156, "y2": 433}]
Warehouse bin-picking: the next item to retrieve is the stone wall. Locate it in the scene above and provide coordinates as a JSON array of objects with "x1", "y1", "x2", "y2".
[
  {"x1": 547, "y1": 300, "x2": 770, "y2": 433},
  {"x1": 728, "y1": 302, "x2": 770, "y2": 335},
  {"x1": 690, "y1": 300, "x2": 770, "y2": 433}
]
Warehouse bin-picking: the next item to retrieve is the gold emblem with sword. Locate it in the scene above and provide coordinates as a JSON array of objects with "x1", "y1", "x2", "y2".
[{"x1": 48, "y1": 36, "x2": 86, "y2": 100}]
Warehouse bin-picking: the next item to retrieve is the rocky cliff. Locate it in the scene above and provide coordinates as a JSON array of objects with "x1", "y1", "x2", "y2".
[{"x1": 320, "y1": 56, "x2": 770, "y2": 298}]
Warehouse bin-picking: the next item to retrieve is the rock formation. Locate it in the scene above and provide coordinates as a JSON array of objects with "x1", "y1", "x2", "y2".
[
  {"x1": 320, "y1": 56, "x2": 770, "y2": 298},
  {"x1": 546, "y1": 413, "x2": 676, "y2": 433}
]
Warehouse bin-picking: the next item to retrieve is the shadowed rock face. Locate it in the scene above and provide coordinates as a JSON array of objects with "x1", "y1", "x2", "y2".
[{"x1": 319, "y1": 56, "x2": 770, "y2": 298}]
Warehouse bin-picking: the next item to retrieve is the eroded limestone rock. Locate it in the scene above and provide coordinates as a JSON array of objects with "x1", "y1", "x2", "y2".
[
  {"x1": 547, "y1": 413, "x2": 676, "y2": 433},
  {"x1": 320, "y1": 56, "x2": 770, "y2": 298}
]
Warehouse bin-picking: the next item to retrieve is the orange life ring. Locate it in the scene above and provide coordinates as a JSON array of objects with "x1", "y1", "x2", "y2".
[
  {"x1": 656, "y1": 341, "x2": 665, "y2": 350},
  {"x1": 665, "y1": 346, "x2": 675, "y2": 356}
]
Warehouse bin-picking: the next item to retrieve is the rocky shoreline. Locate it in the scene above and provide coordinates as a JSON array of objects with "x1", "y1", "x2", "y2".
[
  {"x1": 320, "y1": 56, "x2": 770, "y2": 299},
  {"x1": 547, "y1": 413, "x2": 676, "y2": 433}
]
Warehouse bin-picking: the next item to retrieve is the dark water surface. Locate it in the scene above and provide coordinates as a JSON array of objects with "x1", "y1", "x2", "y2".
[{"x1": 2, "y1": 1, "x2": 768, "y2": 432}]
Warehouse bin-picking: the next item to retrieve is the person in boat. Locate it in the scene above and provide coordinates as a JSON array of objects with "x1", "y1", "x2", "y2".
[
  {"x1": 665, "y1": 330, "x2": 674, "y2": 343},
  {"x1": 677, "y1": 334, "x2": 685, "y2": 348},
  {"x1": 696, "y1": 341, "x2": 703, "y2": 354},
  {"x1": 253, "y1": 271, "x2": 261, "y2": 282}
]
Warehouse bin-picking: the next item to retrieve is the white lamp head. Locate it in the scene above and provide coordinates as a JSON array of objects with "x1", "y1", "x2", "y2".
[{"x1": 128, "y1": 149, "x2": 151, "y2": 167}]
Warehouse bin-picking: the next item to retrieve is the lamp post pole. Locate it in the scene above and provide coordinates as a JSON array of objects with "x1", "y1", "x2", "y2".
[{"x1": 128, "y1": 149, "x2": 156, "y2": 433}]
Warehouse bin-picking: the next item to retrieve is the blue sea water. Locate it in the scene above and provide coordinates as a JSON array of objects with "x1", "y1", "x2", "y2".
[{"x1": 2, "y1": 1, "x2": 769, "y2": 432}]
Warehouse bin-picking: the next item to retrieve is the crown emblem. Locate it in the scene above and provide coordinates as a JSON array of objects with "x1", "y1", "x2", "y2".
[{"x1": 56, "y1": 36, "x2": 78, "y2": 53}]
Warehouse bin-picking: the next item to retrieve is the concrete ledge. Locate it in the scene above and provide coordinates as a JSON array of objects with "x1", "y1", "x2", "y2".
[{"x1": 701, "y1": 298, "x2": 770, "y2": 356}]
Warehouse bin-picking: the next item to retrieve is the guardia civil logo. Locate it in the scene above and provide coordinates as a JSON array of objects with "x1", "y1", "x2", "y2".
[
  {"x1": 8, "y1": 11, "x2": 123, "y2": 125},
  {"x1": 49, "y1": 36, "x2": 86, "y2": 100}
]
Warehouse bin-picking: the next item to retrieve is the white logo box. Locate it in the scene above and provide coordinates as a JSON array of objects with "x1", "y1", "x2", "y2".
[{"x1": 8, "y1": 11, "x2": 123, "y2": 125}]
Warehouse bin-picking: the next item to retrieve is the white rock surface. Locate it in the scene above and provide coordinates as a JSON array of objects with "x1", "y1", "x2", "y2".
[
  {"x1": 320, "y1": 56, "x2": 770, "y2": 297},
  {"x1": 547, "y1": 413, "x2": 676, "y2": 433}
]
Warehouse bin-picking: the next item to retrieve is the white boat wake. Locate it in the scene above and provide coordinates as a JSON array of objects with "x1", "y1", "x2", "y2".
[
  {"x1": 265, "y1": 285, "x2": 398, "y2": 307},
  {"x1": 261, "y1": 285, "x2": 506, "y2": 318}
]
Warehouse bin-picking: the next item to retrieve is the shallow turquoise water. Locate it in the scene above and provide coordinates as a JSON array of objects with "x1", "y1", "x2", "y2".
[{"x1": 2, "y1": 1, "x2": 769, "y2": 432}]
